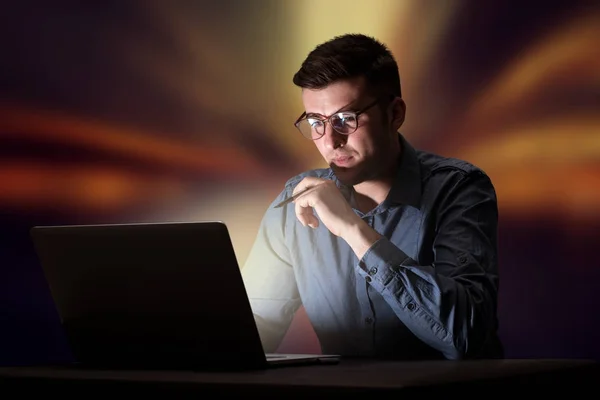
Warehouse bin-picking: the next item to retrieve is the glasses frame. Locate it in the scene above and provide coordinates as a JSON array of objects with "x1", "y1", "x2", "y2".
[{"x1": 293, "y1": 95, "x2": 393, "y2": 140}]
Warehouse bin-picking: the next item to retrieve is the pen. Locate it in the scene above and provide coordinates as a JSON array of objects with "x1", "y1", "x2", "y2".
[{"x1": 274, "y1": 187, "x2": 312, "y2": 208}]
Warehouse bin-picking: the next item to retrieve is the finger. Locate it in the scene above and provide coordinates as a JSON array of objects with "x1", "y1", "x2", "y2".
[
  {"x1": 294, "y1": 196, "x2": 319, "y2": 228},
  {"x1": 292, "y1": 176, "x2": 326, "y2": 197}
]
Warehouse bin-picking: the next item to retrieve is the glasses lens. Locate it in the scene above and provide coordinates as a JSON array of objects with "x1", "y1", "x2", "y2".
[
  {"x1": 297, "y1": 118, "x2": 324, "y2": 139},
  {"x1": 295, "y1": 112, "x2": 358, "y2": 140},
  {"x1": 330, "y1": 112, "x2": 357, "y2": 134}
]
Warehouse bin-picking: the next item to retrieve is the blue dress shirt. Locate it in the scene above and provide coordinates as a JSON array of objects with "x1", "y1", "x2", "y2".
[{"x1": 241, "y1": 134, "x2": 503, "y2": 360}]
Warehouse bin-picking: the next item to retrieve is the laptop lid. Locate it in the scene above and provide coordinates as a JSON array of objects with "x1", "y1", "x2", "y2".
[{"x1": 30, "y1": 221, "x2": 269, "y2": 370}]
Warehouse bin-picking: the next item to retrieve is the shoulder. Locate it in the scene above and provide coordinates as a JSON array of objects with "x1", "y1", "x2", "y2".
[
  {"x1": 415, "y1": 148, "x2": 496, "y2": 200},
  {"x1": 416, "y1": 150, "x2": 491, "y2": 183},
  {"x1": 417, "y1": 148, "x2": 488, "y2": 179}
]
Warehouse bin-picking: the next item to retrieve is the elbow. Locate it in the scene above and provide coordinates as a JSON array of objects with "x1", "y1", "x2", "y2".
[
  {"x1": 448, "y1": 311, "x2": 498, "y2": 360},
  {"x1": 448, "y1": 281, "x2": 500, "y2": 360},
  {"x1": 444, "y1": 337, "x2": 479, "y2": 360},
  {"x1": 442, "y1": 300, "x2": 498, "y2": 360},
  {"x1": 442, "y1": 328, "x2": 479, "y2": 360},
  {"x1": 442, "y1": 346, "x2": 466, "y2": 360}
]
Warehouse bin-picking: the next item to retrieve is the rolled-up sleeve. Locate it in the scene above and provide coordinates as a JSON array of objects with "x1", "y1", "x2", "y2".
[{"x1": 356, "y1": 170, "x2": 499, "y2": 359}]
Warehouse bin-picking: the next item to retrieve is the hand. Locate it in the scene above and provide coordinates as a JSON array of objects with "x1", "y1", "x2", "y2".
[
  {"x1": 292, "y1": 177, "x2": 361, "y2": 237},
  {"x1": 292, "y1": 177, "x2": 383, "y2": 259}
]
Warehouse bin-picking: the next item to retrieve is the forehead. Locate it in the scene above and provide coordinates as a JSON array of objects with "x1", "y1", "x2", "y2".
[{"x1": 301, "y1": 76, "x2": 370, "y2": 115}]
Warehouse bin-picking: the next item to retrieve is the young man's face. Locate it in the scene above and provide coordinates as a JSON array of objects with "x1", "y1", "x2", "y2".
[{"x1": 301, "y1": 76, "x2": 404, "y2": 186}]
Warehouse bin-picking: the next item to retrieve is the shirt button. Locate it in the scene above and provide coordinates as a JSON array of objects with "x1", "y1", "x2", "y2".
[
  {"x1": 458, "y1": 255, "x2": 468, "y2": 264},
  {"x1": 365, "y1": 317, "x2": 373, "y2": 324},
  {"x1": 365, "y1": 276, "x2": 372, "y2": 283},
  {"x1": 407, "y1": 303, "x2": 416, "y2": 311},
  {"x1": 368, "y1": 267, "x2": 378, "y2": 276}
]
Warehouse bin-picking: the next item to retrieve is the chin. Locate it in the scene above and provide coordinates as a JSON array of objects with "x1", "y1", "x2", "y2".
[{"x1": 331, "y1": 165, "x2": 366, "y2": 186}]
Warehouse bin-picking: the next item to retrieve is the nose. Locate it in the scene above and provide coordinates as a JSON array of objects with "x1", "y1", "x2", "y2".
[{"x1": 321, "y1": 122, "x2": 347, "y2": 150}]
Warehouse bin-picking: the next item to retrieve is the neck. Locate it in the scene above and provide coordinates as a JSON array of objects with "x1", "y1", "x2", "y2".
[
  {"x1": 353, "y1": 174, "x2": 394, "y2": 208},
  {"x1": 353, "y1": 157, "x2": 398, "y2": 212},
  {"x1": 352, "y1": 132, "x2": 402, "y2": 212}
]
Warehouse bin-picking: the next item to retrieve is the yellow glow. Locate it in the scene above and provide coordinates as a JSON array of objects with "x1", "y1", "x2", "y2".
[
  {"x1": 488, "y1": 165, "x2": 600, "y2": 221},
  {"x1": 460, "y1": 115, "x2": 600, "y2": 167}
]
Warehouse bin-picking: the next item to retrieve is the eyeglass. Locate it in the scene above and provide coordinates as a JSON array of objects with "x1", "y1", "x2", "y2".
[{"x1": 293, "y1": 97, "x2": 384, "y2": 140}]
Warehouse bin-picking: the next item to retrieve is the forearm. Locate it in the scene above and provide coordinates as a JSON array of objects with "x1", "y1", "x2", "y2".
[
  {"x1": 354, "y1": 236, "x2": 497, "y2": 359},
  {"x1": 247, "y1": 298, "x2": 301, "y2": 353},
  {"x1": 242, "y1": 245, "x2": 301, "y2": 353}
]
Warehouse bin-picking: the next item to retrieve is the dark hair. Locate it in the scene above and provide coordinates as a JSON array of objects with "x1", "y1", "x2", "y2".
[{"x1": 293, "y1": 33, "x2": 401, "y2": 98}]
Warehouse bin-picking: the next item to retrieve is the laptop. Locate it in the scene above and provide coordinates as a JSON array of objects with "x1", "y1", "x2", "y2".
[{"x1": 29, "y1": 221, "x2": 340, "y2": 370}]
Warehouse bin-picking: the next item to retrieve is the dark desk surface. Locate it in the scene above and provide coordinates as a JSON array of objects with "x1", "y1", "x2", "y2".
[{"x1": 1, "y1": 358, "x2": 598, "y2": 395}]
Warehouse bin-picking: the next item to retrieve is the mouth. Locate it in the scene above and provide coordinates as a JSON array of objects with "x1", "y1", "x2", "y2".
[{"x1": 331, "y1": 156, "x2": 354, "y2": 167}]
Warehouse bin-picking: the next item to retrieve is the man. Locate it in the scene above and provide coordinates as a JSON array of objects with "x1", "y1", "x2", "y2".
[{"x1": 241, "y1": 33, "x2": 503, "y2": 360}]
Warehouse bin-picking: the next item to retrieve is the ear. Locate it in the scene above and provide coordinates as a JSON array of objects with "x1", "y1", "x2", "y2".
[{"x1": 390, "y1": 97, "x2": 406, "y2": 131}]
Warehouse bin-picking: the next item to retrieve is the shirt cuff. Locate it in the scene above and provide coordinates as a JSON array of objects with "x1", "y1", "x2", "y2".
[{"x1": 356, "y1": 237, "x2": 415, "y2": 294}]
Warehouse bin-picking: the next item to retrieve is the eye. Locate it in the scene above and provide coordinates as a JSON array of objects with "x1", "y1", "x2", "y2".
[
  {"x1": 332, "y1": 113, "x2": 357, "y2": 131},
  {"x1": 307, "y1": 118, "x2": 324, "y2": 129}
]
